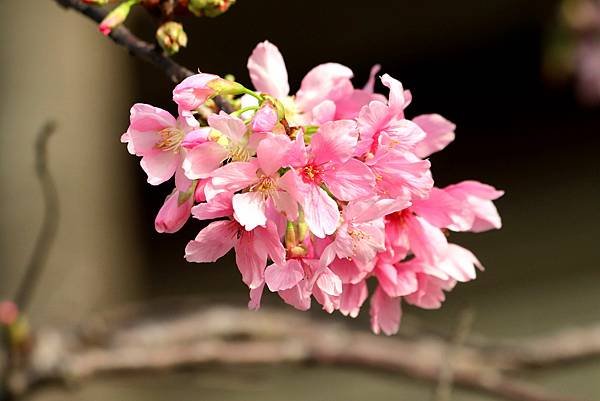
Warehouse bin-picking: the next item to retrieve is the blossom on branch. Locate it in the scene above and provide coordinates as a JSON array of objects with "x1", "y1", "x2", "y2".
[{"x1": 122, "y1": 41, "x2": 503, "y2": 335}]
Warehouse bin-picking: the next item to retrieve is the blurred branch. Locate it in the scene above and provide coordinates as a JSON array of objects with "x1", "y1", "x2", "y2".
[
  {"x1": 14, "y1": 121, "x2": 59, "y2": 312},
  {"x1": 3, "y1": 302, "x2": 595, "y2": 401},
  {"x1": 52, "y1": 0, "x2": 233, "y2": 112}
]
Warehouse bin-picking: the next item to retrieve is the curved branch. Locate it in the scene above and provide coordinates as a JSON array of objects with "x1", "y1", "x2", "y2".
[
  {"x1": 53, "y1": 0, "x2": 233, "y2": 112},
  {"x1": 14, "y1": 121, "x2": 59, "y2": 312}
]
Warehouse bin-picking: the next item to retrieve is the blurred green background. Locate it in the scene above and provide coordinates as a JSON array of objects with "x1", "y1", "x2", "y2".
[{"x1": 1, "y1": 0, "x2": 599, "y2": 400}]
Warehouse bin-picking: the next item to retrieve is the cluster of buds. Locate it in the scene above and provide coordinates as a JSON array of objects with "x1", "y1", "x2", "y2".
[
  {"x1": 122, "y1": 41, "x2": 503, "y2": 335},
  {"x1": 85, "y1": 0, "x2": 235, "y2": 54}
]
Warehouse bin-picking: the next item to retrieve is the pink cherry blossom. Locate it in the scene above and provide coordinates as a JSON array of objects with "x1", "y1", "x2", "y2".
[
  {"x1": 122, "y1": 104, "x2": 193, "y2": 185},
  {"x1": 281, "y1": 120, "x2": 375, "y2": 237},
  {"x1": 122, "y1": 41, "x2": 504, "y2": 335},
  {"x1": 443, "y1": 181, "x2": 504, "y2": 232}
]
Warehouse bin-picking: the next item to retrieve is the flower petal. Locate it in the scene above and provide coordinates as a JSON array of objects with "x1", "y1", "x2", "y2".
[
  {"x1": 265, "y1": 260, "x2": 305, "y2": 292},
  {"x1": 184, "y1": 220, "x2": 237, "y2": 262},
  {"x1": 233, "y1": 192, "x2": 267, "y2": 231},
  {"x1": 370, "y1": 287, "x2": 402, "y2": 335},
  {"x1": 247, "y1": 41, "x2": 290, "y2": 98},
  {"x1": 323, "y1": 158, "x2": 375, "y2": 201}
]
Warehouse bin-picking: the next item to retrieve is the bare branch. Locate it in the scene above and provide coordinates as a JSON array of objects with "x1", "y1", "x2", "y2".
[
  {"x1": 7, "y1": 303, "x2": 593, "y2": 401},
  {"x1": 53, "y1": 0, "x2": 233, "y2": 112}
]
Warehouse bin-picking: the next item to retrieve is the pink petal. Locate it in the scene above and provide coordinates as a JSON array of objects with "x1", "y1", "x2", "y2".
[
  {"x1": 363, "y1": 64, "x2": 381, "y2": 92},
  {"x1": 211, "y1": 161, "x2": 259, "y2": 193},
  {"x1": 235, "y1": 233, "x2": 266, "y2": 289},
  {"x1": 380, "y1": 74, "x2": 406, "y2": 115},
  {"x1": 270, "y1": 190, "x2": 299, "y2": 220},
  {"x1": 323, "y1": 158, "x2": 374, "y2": 201},
  {"x1": 248, "y1": 282, "x2": 265, "y2": 310},
  {"x1": 181, "y1": 127, "x2": 211, "y2": 149},
  {"x1": 313, "y1": 285, "x2": 340, "y2": 313},
  {"x1": 345, "y1": 197, "x2": 411, "y2": 224},
  {"x1": 253, "y1": 222, "x2": 286, "y2": 266},
  {"x1": 207, "y1": 111, "x2": 247, "y2": 143},
  {"x1": 370, "y1": 287, "x2": 402, "y2": 335},
  {"x1": 405, "y1": 273, "x2": 455, "y2": 310},
  {"x1": 182, "y1": 141, "x2": 229, "y2": 180},
  {"x1": 257, "y1": 134, "x2": 292, "y2": 176},
  {"x1": 411, "y1": 187, "x2": 474, "y2": 230},
  {"x1": 278, "y1": 282, "x2": 311, "y2": 311},
  {"x1": 233, "y1": 192, "x2": 267, "y2": 231},
  {"x1": 316, "y1": 267, "x2": 342, "y2": 296},
  {"x1": 140, "y1": 151, "x2": 180, "y2": 185},
  {"x1": 127, "y1": 129, "x2": 161, "y2": 156},
  {"x1": 312, "y1": 100, "x2": 336, "y2": 124},
  {"x1": 339, "y1": 282, "x2": 368, "y2": 318},
  {"x1": 264, "y1": 260, "x2": 304, "y2": 291},
  {"x1": 247, "y1": 41, "x2": 289, "y2": 98},
  {"x1": 175, "y1": 166, "x2": 192, "y2": 192},
  {"x1": 300, "y1": 181, "x2": 340, "y2": 238},
  {"x1": 367, "y1": 149, "x2": 433, "y2": 199},
  {"x1": 413, "y1": 114, "x2": 456, "y2": 158},
  {"x1": 329, "y1": 258, "x2": 369, "y2": 284},
  {"x1": 191, "y1": 191, "x2": 233, "y2": 220},
  {"x1": 438, "y1": 244, "x2": 483, "y2": 282},
  {"x1": 184, "y1": 220, "x2": 237, "y2": 262},
  {"x1": 296, "y1": 63, "x2": 354, "y2": 111},
  {"x1": 444, "y1": 181, "x2": 503, "y2": 232},
  {"x1": 406, "y1": 215, "x2": 448, "y2": 264},
  {"x1": 129, "y1": 103, "x2": 176, "y2": 132},
  {"x1": 310, "y1": 120, "x2": 358, "y2": 165}
]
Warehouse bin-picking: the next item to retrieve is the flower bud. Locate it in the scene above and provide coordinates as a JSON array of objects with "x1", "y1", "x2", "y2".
[
  {"x1": 251, "y1": 103, "x2": 278, "y2": 133},
  {"x1": 156, "y1": 22, "x2": 188, "y2": 55},
  {"x1": 155, "y1": 189, "x2": 194, "y2": 233},
  {"x1": 206, "y1": 78, "x2": 246, "y2": 96},
  {"x1": 99, "y1": 0, "x2": 139, "y2": 36},
  {"x1": 188, "y1": 0, "x2": 235, "y2": 18}
]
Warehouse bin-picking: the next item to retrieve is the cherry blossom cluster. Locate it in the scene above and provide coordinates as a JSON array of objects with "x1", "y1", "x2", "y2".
[{"x1": 122, "y1": 41, "x2": 503, "y2": 335}]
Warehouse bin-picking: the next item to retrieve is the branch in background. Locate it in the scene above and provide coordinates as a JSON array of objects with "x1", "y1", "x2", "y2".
[
  {"x1": 4, "y1": 303, "x2": 594, "y2": 401},
  {"x1": 53, "y1": 0, "x2": 233, "y2": 113},
  {"x1": 14, "y1": 121, "x2": 59, "y2": 312}
]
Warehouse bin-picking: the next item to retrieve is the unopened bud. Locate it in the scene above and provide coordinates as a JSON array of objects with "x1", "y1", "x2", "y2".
[
  {"x1": 252, "y1": 103, "x2": 278, "y2": 133},
  {"x1": 188, "y1": 0, "x2": 236, "y2": 17},
  {"x1": 206, "y1": 78, "x2": 245, "y2": 96},
  {"x1": 156, "y1": 22, "x2": 188, "y2": 55},
  {"x1": 99, "y1": 0, "x2": 139, "y2": 36}
]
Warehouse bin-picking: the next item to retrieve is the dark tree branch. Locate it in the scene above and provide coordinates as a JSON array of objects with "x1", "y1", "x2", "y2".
[
  {"x1": 53, "y1": 0, "x2": 233, "y2": 112},
  {"x1": 14, "y1": 121, "x2": 59, "y2": 312}
]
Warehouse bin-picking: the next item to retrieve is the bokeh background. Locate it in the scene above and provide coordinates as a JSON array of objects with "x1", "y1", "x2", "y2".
[{"x1": 1, "y1": 0, "x2": 599, "y2": 400}]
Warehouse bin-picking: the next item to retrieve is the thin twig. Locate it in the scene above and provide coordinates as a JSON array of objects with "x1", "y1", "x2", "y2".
[
  {"x1": 13, "y1": 121, "x2": 59, "y2": 312},
  {"x1": 53, "y1": 0, "x2": 233, "y2": 112}
]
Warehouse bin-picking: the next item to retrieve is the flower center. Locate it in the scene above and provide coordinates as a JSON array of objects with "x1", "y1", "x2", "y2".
[
  {"x1": 156, "y1": 127, "x2": 184, "y2": 153},
  {"x1": 387, "y1": 209, "x2": 413, "y2": 226},
  {"x1": 249, "y1": 174, "x2": 277, "y2": 196},
  {"x1": 301, "y1": 164, "x2": 323, "y2": 184}
]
